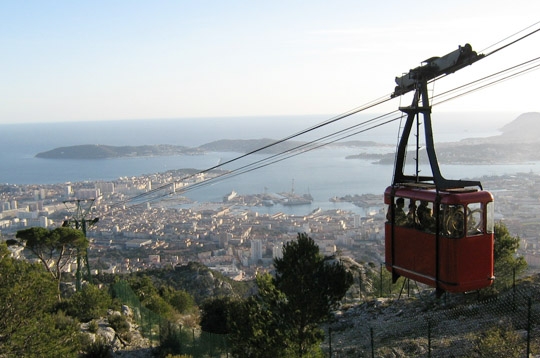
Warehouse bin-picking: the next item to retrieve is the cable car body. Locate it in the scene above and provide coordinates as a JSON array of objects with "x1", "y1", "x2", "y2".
[
  {"x1": 385, "y1": 44, "x2": 494, "y2": 294},
  {"x1": 384, "y1": 186, "x2": 494, "y2": 293}
]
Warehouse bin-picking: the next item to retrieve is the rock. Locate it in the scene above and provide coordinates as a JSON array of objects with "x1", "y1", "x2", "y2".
[
  {"x1": 122, "y1": 304, "x2": 133, "y2": 318},
  {"x1": 80, "y1": 308, "x2": 152, "y2": 356}
]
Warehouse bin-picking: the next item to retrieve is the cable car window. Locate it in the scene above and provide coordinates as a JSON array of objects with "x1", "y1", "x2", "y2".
[
  {"x1": 486, "y1": 201, "x2": 494, "y2": 234},
  {"x1": 417, "y1": 200, "x2": 435, "y2": 232},
  {"x1": 406, "y1": 200, "x2": 420, "y2": 228},
  {"x1": 386, "y1": 197, "x2": 408, "y2": 226},
  {"x1": 466, "y1": 202, "x2": 483, "y2": 236},
  {"x1": 442, "y1": 204, "x2": 464, "y2": 238}
]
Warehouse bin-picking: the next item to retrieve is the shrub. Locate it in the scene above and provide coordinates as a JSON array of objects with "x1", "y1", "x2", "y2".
[
  {"x1": 81, "y1": 335, "x2": 113, "y2": 358},
  {"x1": 88, "y1": 319, "x2": 99, "y2": 333},
  {"x1": 66, "y1": 284, "x2": 112, "y2": 322},
  {"x1": 474, "y1": 324, "x2": 522, "y2": 357},
  {"x1": 108, "y1": 313, "x2": 130, "y2": 335},
  {"x1": 157, "y1": 323, "x2": 190, "y2": 358}
]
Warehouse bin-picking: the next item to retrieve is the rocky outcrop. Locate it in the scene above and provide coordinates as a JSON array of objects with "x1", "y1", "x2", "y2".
[{"x1": 80, "y1": 305, "x2": 152, "y2": 357}]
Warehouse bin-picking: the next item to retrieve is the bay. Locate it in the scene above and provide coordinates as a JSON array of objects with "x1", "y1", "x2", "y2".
[{"x1": 0, "y1": 113, "x2": 531, "y2": 215}]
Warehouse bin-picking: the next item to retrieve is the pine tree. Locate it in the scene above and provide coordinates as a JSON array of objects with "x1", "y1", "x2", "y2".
[{"x1": 229, "y1": 233, "x2": 353, "y2": 357}]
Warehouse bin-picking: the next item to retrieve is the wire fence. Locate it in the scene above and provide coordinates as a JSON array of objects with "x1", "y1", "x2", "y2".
[
  {"x1": 326, "y1": 278, "x2": 540, "y2": 357},
  {"x1": 111, "y1": 280, "x2": 229, "y2": 357},
  {"x1": 111, "y1": 273, "x2": 540, "y2": 357}
]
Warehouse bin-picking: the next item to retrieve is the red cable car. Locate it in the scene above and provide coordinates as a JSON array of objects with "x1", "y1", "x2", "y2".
[{"x1": 385, "y1": 44, "x2": 494, "y2": 295}]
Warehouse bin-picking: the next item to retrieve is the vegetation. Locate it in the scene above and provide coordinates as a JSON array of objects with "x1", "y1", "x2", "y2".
[
  {"x1": 108, "y1": 313, "x2": 130, "y2": 334},
  {"x1": 12, "y1": 226, "x2": 87, "y2": 297},
  {"x1": 80, "y1": 335, "x2": 113, "y2": 358},
  {"x1": 63, "y1": 283, "x2": 113, "y2": 322},
  {"x1": 200, "y1": 296, "x2": 238, "y2": 334},
  {"x1": 272, "y1": 233, "x2": 353, "y2": 356},
  {"x1": 0, "y1": 243, "x2": 82, "y2": 356},
  {"x1": 161, "y1": 286, "x2": 197, "y2": 314},
  {"x1": 126, "y1": 274, "x2": 198, "y2": 321},
  {"x1": 221, "y1": 233, "x2": 353, "y2": 357},
  {"x1": 492, "y1": 221, "x2": 527, "y2": 291},
  {"x1": 473, "y1": 324, "x2": 522, "y2": 358},
  {"x1": 156, "y1": 323, "x2": 190, "y2": 358},
  {"x1": 0, "y1": 221, "x2": 530, "y2": 356}
]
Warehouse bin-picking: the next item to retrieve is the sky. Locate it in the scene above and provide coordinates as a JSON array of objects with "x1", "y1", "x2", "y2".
[{"x1": 1, "y1": 0, "x2": 539, "y2": 124}]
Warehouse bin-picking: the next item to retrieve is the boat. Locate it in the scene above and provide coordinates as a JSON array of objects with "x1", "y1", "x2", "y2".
[
  {"x1": 282, "y1": 194, "x2": 313, "y2": 206},
  {"x1": 223, "y1": 190, "x2": 237, "y2": 202}
]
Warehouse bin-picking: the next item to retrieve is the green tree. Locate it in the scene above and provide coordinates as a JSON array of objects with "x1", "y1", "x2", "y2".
[
  {"x1": 128, "y1": 274, "x2": 159, "y2": 300},
  {"x1": 14, "y1": 226, "x2": 87, "y2": 296},
  {"x1": 200, "y1": 296, "x2": 234, "y2": 334},
  {"x1": 273, "y1": 233, "x2": 353, "y2": 356},
  {"x1": 228, "y1": 274, "x2": 291, "y2": 358},
  {"x1": 161, "y1": 286, "x2": 197, "y2": 314},
  {"x1": 493, "y1": 222, "x2": 527, "y2": 290},
  {"x1": 65, "y1": 283, "x2": 112, "y2": 322},
  {"x1": 229, "y1": 233, "x2": 353, "y2": 357},
  {"x1": 144, "y1": 294, "x2": 176, "y2": 317},
  {"x1": 128, "y1": 274, "x2": 176, "y2": 317},
  {"x1": 0, "y1": 243, "x2": 81, "y2": 356}
]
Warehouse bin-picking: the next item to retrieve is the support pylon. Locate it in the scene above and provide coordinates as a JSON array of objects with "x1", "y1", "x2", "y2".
[{"x1": 63, "y1": 199, "x2": 99, "y2": 291}]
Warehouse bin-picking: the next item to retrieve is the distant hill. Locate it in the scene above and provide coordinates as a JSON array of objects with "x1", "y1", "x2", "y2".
[
  {"x1": 35, "y1": 139, "x2": 382, "y2": 159},
  {"x1": 198, "y1": 138, "x2": 305, "y2": 154},
  {"x1": 456, "y1": 112, "x2": 540, "y2": 144},
  {"x1": 352, "y1": 112, "x2": 540, "y2": 165},
  {"x1": 496, "y1": 112, "x2": 540, "y2": 142},
  {"x1": 436, "y1": 112, "x2": 540, "y2": 163}
]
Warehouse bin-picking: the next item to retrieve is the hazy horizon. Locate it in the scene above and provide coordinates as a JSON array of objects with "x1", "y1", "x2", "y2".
[{"x1": 1, "y1": 1, "x2": 539, "y2": 124}]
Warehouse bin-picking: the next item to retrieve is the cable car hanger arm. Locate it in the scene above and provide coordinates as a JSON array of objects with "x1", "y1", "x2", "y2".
[
  {"x1": 391, "y1": 44, "x2": 485, "y2": 98},
  {"x1": 391, "y1": 43, "x2": 484, "y2": 190}
]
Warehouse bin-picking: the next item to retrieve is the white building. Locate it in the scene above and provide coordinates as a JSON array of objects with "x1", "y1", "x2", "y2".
[
  {"x1": 272, "y1": 242, "x2": 284, "y2": 259},
  {"x1": 251, "y1": 239, "x2": 263, "y2": 262},
  {"x1": 95, "y1": 182, "x2": 115, "y2": 194},
  {"x1": 125, "y1": 239, "x2": 152, "y2": 249}
]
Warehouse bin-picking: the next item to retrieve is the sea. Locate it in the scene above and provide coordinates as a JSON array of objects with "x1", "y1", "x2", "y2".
[{"x1": 0, "y1": 112, "x2": 535, "y2": 215}]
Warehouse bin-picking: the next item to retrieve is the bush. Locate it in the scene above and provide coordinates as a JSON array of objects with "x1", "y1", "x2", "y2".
[
  {"x1": 88, "y1": 319, "x2": 99, "y2": 333},
  {"x1": 474, "y1": 324, "x2": 522, "y2": 357},
  {"x1": 157, "y1": 323, "x2": 190, "y2": 358},
  {"x1": 66, "y1": 284, "x2": 112, "y2": 322},
  {"x1": 166, "y1": 290, "x2": 197, "y2": 314},
  {"x1": 81, "y1": 335, "x2": 113, "y2": 358},
  {"x1": 54, "y1": 310, "x2": 79, "y2": 331},
  {"x1": 108, "y1": 313, "x2": 130, "y2": 335}
]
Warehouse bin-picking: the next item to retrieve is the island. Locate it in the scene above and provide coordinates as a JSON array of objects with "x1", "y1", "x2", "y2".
[
  {"x1": 35, "y1": 139, "x2": 381, "y2": 160},
  {"x1": 35, "y1": 144, "x2": 205, "y2": 159}
]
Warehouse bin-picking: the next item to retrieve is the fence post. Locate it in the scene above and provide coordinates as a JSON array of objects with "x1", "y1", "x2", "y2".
[
  {"x1": 370, "y1": 327, "x2": 375, "y2": 358},
  {"x1": 427, "y1": 319, "x2": 431, "y2": 358},
  {"x1": 527, "y1": 297, "x2": 531, "y2": 357},
  {"x1": 380, "y1": 263, "x2": 383, "y2": 297},
  {"x1": 328, "y1": 327, "x2": 332, "y2": 358}
]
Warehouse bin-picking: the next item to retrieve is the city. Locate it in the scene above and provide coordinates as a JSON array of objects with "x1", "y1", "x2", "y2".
[{"x1": 1, "y1": 168, "x2": 539, "y2": 282}]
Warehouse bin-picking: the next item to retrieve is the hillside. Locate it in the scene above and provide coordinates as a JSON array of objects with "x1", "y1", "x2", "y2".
[
  {"x1": 118, "y1": 262, "x2": 255, "y2": 305},
  {"x1": 324, "y1": 273, "x2": 540, "y2": 357},
  {"x1": 108, "y1": 258, "x2": 540, "y2": 357}
]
